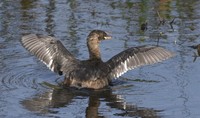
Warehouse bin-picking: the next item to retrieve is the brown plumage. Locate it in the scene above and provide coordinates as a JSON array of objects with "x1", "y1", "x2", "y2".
[{"x1": 21, "y1": 30, "x2": 174, "y2": 89}]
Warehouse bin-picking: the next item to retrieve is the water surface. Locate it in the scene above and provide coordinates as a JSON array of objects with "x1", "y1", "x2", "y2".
[{"x1": 0, "y1": 0, "x2": 200, "y2": 118}]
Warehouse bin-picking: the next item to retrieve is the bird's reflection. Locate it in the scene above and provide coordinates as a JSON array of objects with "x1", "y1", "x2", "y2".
[{"x1": 21, "y1": 87, "x2": 162, "y2": 118}]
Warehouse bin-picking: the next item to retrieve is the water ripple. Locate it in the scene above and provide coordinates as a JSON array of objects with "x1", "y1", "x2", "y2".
[{"x1": 0, "y1": 69, "x2": 41, "y2": 91}]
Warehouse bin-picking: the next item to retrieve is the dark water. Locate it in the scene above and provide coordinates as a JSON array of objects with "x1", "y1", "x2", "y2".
[{"x1": 0, "y1": 0, "x2": 200, "y2": 118}]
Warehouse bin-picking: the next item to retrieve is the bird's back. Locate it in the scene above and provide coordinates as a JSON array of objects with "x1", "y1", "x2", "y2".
[{"x1": 63, "y1": 59, "x2": 111, "y2": 89}]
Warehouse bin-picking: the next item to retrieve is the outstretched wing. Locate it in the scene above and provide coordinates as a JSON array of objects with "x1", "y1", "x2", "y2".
[
  {"x1": 21, "y1": 34, "x2": 79, "y2": 75},
  {"x1": 106, "y1": 45, "x2": 174, "y2": 79}
]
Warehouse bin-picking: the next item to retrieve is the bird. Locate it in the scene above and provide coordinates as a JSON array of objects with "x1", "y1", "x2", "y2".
[
  {"x1": 189, "y1": 44, "x2": 200, "y2": 62},
  {"x1": 21, "y1": 30, "x2": 174, "y2": 89}
]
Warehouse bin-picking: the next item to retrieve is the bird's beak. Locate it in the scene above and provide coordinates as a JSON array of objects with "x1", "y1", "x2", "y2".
[
  {"x1": 104, "y1": 32, "x2": 112, "y2": 40},
  {"x1": 104, "y1": 35, "x2": 112, "y2": 40}
]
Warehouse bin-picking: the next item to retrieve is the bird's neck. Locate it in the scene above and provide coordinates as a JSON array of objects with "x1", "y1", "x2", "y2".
[{"x1": 87, "y1": 38, "x2": 101, "y2": 60}]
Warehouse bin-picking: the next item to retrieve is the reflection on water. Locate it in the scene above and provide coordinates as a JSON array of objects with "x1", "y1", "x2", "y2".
[
  {"x1": 22, "y1": 87, "x2": 161, "y2": 118},
  {"x1": 1, "y1": 0, "x2": 200, "y2": 118}
]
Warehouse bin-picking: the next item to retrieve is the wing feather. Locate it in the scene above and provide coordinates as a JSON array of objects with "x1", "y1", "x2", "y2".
[
  {"x1": 21, "y1": 34, "x2": 78, "y2": 75},
  {"x1": 106, "y1": 45, "x2": 174, "y2": 79}
]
